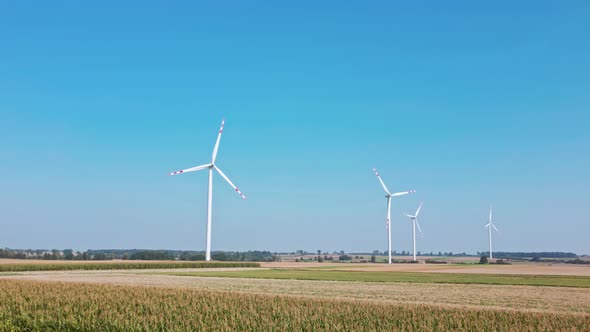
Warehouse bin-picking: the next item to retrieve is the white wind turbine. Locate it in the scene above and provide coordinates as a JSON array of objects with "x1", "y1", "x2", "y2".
[
  {"x1": 484, "y1": 205, "x2": 499, "y2": 259},
  {"x1": 373, "y1": 168, "x2": 416, "y2": 264},
  {"x1": 169, "y1": 119, "x2": 246, "y2": 261},
  {"x1": 404, "y1": 202, "x2": 423, "y2": 262}
]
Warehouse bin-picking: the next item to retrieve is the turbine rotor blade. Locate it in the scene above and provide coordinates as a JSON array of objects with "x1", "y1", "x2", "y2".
[
  {"x1": 169, "y1": 163, "x2": 211, "y2": 176},
  {"x1": 492, "y1": 223, "x2": 500, "y2": 233},
  {"x1": 489, "y1": 205, "x2": 493, "y2": 223},
  {"x1": 403, "y1": 213, "x2": 414, "y2": 218},
  {"x1": 373, "y1": 168, "x2": 391, "y2": 195},
  {"x1": 213, "y1": 165, "x2": 246, "y2": 199},
  {"x1": 484, "y1": 222, "x2": 491, "y2": 229},
  {"x1": 415, "y1": 201, "x2": 424, "y2": 217},
  {"x1": 391, "y1": 190, "x2": 416, "y2": 197},
  {"x1": 211, "y1": 119, "x2": 225, "y2": 164},
  {"x1": 416, "y1": 219, "x2": 422, "y2": 233}
]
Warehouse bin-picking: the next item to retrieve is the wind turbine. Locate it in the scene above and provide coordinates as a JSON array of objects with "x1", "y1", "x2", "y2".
[
  {"x1": 373, "y1": 168, "x2": 416, "y2": 264},
  {"x1": 169, "y1": 119, "x2": 246, "y2": 261},
  {"x1": 484, "y1": 205, "x2": 499, "y2": 259},
  {"x1": 404, "y1": 202, "x2": 423, "y2": 262}
]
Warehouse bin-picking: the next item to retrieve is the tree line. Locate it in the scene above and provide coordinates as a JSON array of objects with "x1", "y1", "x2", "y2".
[{"x1": 0, "y1": 248, "x2": 279, "y2": 262}]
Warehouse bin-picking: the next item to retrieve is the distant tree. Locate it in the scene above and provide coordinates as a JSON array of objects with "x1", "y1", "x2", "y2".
[
  {"x1": 92, "y1": 253, "x2": 108, "y2": 260},
  {"x1": 479, "y1": 255, "x2": 489, "y2": 264},
  {"x1": 180, "y1": 252, "x2": 206, "y2": 261},
  {"x1": 63, "y1": 249, "x2": 74, "y2": 260},
  {"x1": 210, "y1": 252, "x2": 230, "y2": 261},
  {"x1": 51, "y1": 249, "x2": 60, "y2": 260},
  {"x1": 317, "y1": 250, "x2": 321, "y2": 255},
  {"x1": 317, "y1": 256, "x2": 324, "y2": 263},
  {"x1": 371, "y1": 255, "x2": 376, "y2": 263}
]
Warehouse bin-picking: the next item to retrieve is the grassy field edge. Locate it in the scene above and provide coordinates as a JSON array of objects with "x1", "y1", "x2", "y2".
[{"x1": 161, "y1": 269, "x2": 590, "y2": 288}]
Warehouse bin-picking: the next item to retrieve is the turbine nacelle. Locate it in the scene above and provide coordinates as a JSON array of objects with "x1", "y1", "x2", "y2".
[
  {"x1": 168, "y1": 120, "x2": 246, "y2": 199},
  {"x1": 485, "y1": 206, "x2": 499, "y2": 233},
  {"x1": 404, "y1": 202, "x2": 423, "y2": 233}
]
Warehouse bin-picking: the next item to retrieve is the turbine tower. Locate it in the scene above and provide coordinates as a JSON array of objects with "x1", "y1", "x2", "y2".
[
  {"x1": 373, "y1": 168, "x2": 416, "y2": 264},
  {"x1": 484, "y1": 205, "x2": 499, "y2": 259},
  {"x1": 404, "y1": 202, "x2": 423, "y2": 262},
  {"x1": 169, "y1": 119, "x2": 246, "y2": 261}
]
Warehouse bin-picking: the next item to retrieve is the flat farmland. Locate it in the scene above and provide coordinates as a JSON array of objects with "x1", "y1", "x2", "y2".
[
  {"x1": 163, "y1": 269, "x2": 590, "y2": 288},
  {"x1": 260, "y1": 261, "x2": 590, "y2": 276},
  {"x1": 2, "y1": 279, "x2": 588, "y2": 331},
  {"x1": 3, "y1": 271, "x2": 590, "y2": 315},
  {"x1": 0, "y1": 259, "x2": 258, "y2": 271},
  {"x1": 1, "y1": 261, "x2": 589, "y2": 330}
]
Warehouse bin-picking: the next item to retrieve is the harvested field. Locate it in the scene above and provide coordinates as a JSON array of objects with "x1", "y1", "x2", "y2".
[{"x1": 260, "y1": 262, "x2": 590, "y2": 276}]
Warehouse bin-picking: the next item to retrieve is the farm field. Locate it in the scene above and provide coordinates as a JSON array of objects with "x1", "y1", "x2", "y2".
[
  {"x1": 261, "y1": 261, "x2": 590, "y2": 276},
  {"x1": 0, "y1": 279, "x2": 588, "y2": 331},
  {"x1": 0, "y1": 260, "x2": 258, "y2": 272},
  {"x1": 4, "y1": 271, "x2": 590, "y2": 315},
  {"x1": 1, "y1": 261, "x2": 589, "y2": 330},
  {"x1": 162, "y1": 269, "x2": 590, "y2": 288}
]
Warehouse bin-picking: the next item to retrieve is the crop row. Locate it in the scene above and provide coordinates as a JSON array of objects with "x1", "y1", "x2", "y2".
[
  {"x1": 0, "y1": 280, "x2": 587, "y2": 331},
  {"x1": 0, "y1": 261, "x2": 259, "y2": 272}
]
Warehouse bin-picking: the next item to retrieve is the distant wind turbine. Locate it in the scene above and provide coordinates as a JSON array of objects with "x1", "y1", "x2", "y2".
[
  {"x1": 404, "y1": 202, "x2": 423, "y2": 262},
  {"x1": 373, "y1": 168, "x2": 416, "y2": 264},
  {"x1": 169, "y1": 119, "x2": 246, "y2": 261},
  {"x1": 484, "y1": 205, "x2": 499, "y2": 259}
]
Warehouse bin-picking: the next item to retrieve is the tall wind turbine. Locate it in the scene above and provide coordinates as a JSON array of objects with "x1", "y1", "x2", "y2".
[
  {"x1": 404, "y1": 202, "x2": 423, "y2": 262},
  {"x1": 373, "y1": 168, "x2": 416, "y2": 264},
  {"x1": 169, "y1": 119, "x2": 246, "y2": 261},
  {"x1": 484, "y1": 205, "x2": 499, "y2": 259}
]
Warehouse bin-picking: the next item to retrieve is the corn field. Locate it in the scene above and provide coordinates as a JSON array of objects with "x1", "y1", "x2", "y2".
[
  {"x1": 0, "y1": 261, "x2": 259, "y2": 272},
  {"x1": 0, "y1": 280, "x2": 588, "y2": 331}
]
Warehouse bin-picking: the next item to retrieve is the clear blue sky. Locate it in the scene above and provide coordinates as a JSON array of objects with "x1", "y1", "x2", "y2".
[{"x1": 1, "y1": 2, "x2": 588, "y2": 254}]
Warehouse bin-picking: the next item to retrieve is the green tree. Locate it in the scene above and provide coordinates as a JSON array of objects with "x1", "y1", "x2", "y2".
[{"x1": 63, "y1": 249, "x2": 74, "y2": 260}]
